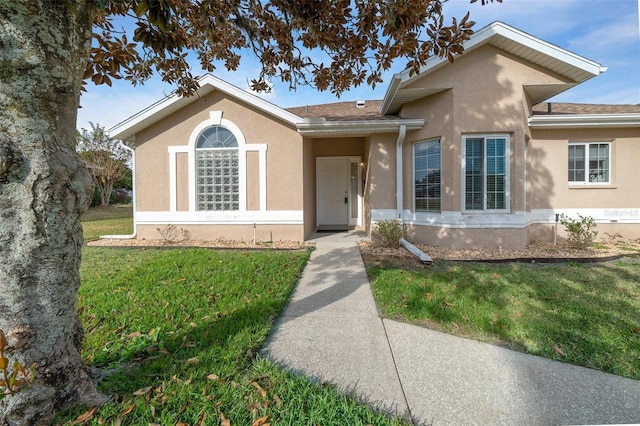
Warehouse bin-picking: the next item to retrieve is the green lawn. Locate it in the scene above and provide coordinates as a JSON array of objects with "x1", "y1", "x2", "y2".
[
  {"x1": 81, "y1": 205, "x2": 133, "y2": 241},
  {"x1": 56, "y1": 247, "x2": 405, "y2": 425},
  {"x1": 368, "y1": 258, "x2": 640, "y2": 379}
]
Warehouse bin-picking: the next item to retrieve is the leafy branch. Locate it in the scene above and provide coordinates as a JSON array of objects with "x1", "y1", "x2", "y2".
[{"x1": 0, "y1": 330, "x2": 35, "y2": 400}]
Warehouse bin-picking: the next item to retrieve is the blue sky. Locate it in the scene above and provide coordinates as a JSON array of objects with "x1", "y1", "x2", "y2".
[{"x1": 78, "y1": 0, "x2": 640, "y2": 132}]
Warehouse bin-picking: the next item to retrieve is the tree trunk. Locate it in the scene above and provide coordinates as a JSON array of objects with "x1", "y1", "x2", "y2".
[{"x1": 0, "y1": 2, "x2": 103, "y2": 424}]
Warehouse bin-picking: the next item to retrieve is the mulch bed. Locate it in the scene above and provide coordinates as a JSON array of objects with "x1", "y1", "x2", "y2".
[
  {"x1": 358, "y1": 239, "x2": 640, "y2": 269},
  {"x1": 89, "y1": 236, "x2": 640, "y2": 266}
]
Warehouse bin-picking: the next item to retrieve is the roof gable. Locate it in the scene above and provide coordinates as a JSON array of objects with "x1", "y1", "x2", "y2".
[
  {"x1": 380, "y1": 21, "x2": 606, "y2": 114},
  {"x1": 109, "y1": 74, "x2": 302, "y2": 141}
]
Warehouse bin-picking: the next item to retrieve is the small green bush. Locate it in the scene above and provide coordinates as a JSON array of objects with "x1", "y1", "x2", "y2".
[
  {"x1": 374, "y1": 219, "x2": 406, "y2": 248},
  {"x1": 560, "y1": 214, "x2": 598, "y2": 249}
]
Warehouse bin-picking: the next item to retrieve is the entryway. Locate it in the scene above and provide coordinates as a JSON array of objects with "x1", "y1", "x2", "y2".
[{"x1": 316, "y1": 157, "x2": 361, "y2": 230}]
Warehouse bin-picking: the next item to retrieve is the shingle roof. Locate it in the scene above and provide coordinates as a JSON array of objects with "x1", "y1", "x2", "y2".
[
  {"x1": 286, "y1": 100, "x2": 401, "y2": 121},
  {"x1": 533, "y1": 102, "x2": 640, "y2": 115}
]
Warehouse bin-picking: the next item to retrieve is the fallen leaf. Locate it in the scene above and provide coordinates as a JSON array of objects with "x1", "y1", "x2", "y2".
[
  {"x1": 187, "y1": 357, "x2": 200, "y2": 365},
  {"x1": 424, "y1": 293, "x2": 433, "y2": 300},
  {"x1": 252, "y1": 415, "x2": 269, "y2": 426},
  {"x1": 251, "y1": 381, "x2": 267, "y2": 399},
  {"x1": 71, "y1": 406, "x2": 96, "y2": 425},
  {"x1": 631, "y1": 325, "x2": 640, "y2": 334},
  {"x1": 551, "y1": 343, "x2": 566, "y2": 356},
  {"x1": 127, "y1": 331, "x2": 141, "y2": 339},
  {"x1": 197, "y1": 411, "x2": 207, "y2": 426},
  {"x1": 189, "y1": 322, "x2": 197, "y2": 328},
  {"x1": 219, "y1": 412, "x2": 231, "y2": 426},
  {"x1": 133, "y1": 386, "x2": 152, "y2": 396},
  {"x1": 273, "y1": 394, "x2": 282, "y2": 407},
  {"x1": 207, "y1": 373, "x2": 219, "y2": 381}
]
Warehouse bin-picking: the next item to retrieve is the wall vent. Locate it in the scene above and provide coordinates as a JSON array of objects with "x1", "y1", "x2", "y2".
[{"x1": 356, "y1": 100, "x2": 365, "y2": 108}]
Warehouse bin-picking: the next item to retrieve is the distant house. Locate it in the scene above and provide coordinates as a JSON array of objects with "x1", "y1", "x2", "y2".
[{"x1": 109, "y1": 22, "x2": 640, "y2": 248}]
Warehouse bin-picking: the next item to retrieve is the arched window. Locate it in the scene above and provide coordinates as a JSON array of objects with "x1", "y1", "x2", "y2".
[{"x1": 195, "y1": 126, "x2": 239, "y2": 211}]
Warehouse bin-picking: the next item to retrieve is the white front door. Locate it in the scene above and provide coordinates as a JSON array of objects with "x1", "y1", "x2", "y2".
[{"x1": 317, "y1": 158, "x2": 350, "y2": 229}]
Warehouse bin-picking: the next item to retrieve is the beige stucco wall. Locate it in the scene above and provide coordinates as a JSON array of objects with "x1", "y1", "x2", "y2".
[
  {"x1": 366, "y1": 133, "x2": 398, "y2": 211},
  {"x1": 399, "y1": 45, "x2": 570, "y2": 216},
  {"x1": 134, "y1": 91, "x2": 303, "y2": 213},
  {"x1": 136, "y1": 224, "x2": 304, "y2": 242},
  {"x1": 529, "y1": 127, "x2": 640, "y2": 210}
]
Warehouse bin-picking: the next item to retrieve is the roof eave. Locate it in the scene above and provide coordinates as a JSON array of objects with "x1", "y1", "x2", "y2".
[
  {"x1": 108, "y1": 74, "x2": 302, "y2": 141},
  {"x1": 296, "y1": 119, "x2": 425, "y2": 137},
  {"x1": 528, "y1": 113, "x2": 640, "y2": 129}
]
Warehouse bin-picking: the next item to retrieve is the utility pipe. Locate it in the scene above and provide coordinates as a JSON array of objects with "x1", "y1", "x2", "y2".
[{"x1": 395, "y1": 124, "x2": 407, "y2": 219}]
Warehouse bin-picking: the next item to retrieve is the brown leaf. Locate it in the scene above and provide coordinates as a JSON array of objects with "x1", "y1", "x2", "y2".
[
  {"x1": 187, "y1": 357, "x2": 200, "y2": 365},
  {"x1": 197, "y1": 411, "x2": 208, "y2": 426},
  {"x1": 252, "y1": 415, "x2": 269, "y2": 426},
  {"x1": 219, "y1": 411, "x2": 231, "y2": 426},
  {"x1": 251, "y1": 381, "x2": 267, "y2": 399},
  {"x1": 121, "y1": 405, "x2": 134, "y2": 417},
  {"x1": 71, "y1": 406, "x2": 96, "y2": 425},
  {"x1": 133, "y1": 386, "x2": 152, "y2": 396},
  {"x1": 273, "y1": 394, "x2": 282, "y2": 407},
  {"x1": 630, "y1": 325, "x2": 640, "y2": 334},
  {"x1": 551, "y1": 343, "x2": 566, "y2": 356},
  {"x1": 127, "y1": 331, "x2": 141, "y2": 339}
]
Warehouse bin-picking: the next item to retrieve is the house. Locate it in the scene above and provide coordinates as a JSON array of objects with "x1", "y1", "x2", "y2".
[{"x1": 109, "y1": 21, "x2": 640, "y2": 249}]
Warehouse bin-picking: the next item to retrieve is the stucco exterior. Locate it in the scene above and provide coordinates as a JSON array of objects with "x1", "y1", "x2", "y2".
[{"x1": 109, "y1": 22, "x2": 640, "y2": 249}]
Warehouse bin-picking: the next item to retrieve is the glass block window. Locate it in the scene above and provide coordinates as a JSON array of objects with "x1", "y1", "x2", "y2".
[
  {"x1": 463, "y1": 135, "x2": 509, "y2": 211},
  {"x1": 568, "y1": 142, "x2": 610, "y2": 184},
  {"x1": 414, "y1": 139, "x2": 441, "y2": 212},
  {"x1": 195, "y1": 126, "x2": 239, "y2": 211}
]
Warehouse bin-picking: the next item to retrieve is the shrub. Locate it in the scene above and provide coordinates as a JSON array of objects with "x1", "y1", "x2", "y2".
[
  {"x1": 560, "y1": 214, "x2": 598, "y2": 249},
  {"x1": 374, "y1": 219, "x2": 406, "y2": 248}
]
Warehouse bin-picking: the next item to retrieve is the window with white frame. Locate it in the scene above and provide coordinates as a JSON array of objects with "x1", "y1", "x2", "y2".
[
  {"x1": 463, "y1": 135, "x2": 509, "y2": 211},
  {"x1": 414, "y1": 139, "x2": 441, "y2": 212},
  {"x1": 568, "y1": 142, "x2": 610, "y2": 184},
  {"x1": 195, "y1": 126, "x2": 239, "y2": 211}
]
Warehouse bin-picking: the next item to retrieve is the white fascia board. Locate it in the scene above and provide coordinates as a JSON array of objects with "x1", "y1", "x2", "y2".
[
  {"x1": 379, "y1": 74, "x2": 402, "y2": 115},
  {"x1": 529, "y1": 113, "x2": 640, "y2": 128},
  {"x1": 109, "y1": 74, "x2": 302, "y2": 141},
  {"x1": 296, "y1": 119, "x2": 424, "y2": 136}
]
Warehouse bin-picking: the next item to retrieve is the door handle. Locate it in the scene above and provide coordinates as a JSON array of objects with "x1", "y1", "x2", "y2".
[{"x1": 344, "y1": 197, "x2": 348, "y2": 204}]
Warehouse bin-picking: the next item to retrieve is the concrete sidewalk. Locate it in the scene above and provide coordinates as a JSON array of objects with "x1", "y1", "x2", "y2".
[{"x1": 262, "y1": 231, "x2": 640, "y2": 425}]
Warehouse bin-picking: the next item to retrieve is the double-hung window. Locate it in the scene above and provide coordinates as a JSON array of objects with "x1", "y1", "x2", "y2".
[
  {"x1": 414, "y1": 139, "x2": 441, "y2": 212},
  {"x1": 568, "y1": 142, "x2": 610, "y2": 184},
  {"x1": 195, "y1": 126, "x2": 239, "y2": 211},
  {"x1": 463, "y1": 135, "x2": 509, "y2": 212}
]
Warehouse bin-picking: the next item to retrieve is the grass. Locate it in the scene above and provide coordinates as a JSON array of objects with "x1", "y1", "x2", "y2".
[
  {"x1": 55, "y1": 247, "x2": 405, "y2": 425},
  {"x1": 81, "y1": 204, "x2": 133, "y2": 241},
  {"x1": 368, "y1": 258, "x2": 640, "y2": 379}
]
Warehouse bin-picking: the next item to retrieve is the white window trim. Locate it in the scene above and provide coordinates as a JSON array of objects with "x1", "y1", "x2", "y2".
[
  {"x1": 461, "y1": 134, "x2": 510, "y2": 213},
  {"x1": 413, "y1": 138, "x2": 441, "y2": 213},
  {"x1": 167, "y1": 111, "x2": 267, "y2": 213},
  {"x1": 568, "y1": 141, "x2": 611, "y2": 185}
]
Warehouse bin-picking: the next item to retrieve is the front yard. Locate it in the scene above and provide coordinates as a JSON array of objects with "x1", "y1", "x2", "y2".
[
  {"x1": 364, "y1": 253, "x2": 640, "y2": 380},
  {"x1": 57, "y1": 246, "x2": 405, "y2": 425}
]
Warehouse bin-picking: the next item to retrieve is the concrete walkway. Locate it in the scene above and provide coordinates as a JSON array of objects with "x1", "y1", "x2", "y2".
[{"x1": 262, "y1": 232, "x2": 640, "y2": 425}]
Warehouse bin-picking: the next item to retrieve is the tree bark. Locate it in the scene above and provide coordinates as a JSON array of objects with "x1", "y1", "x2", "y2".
[{"x1": 0, "y1": 1, "x2": 102, "y2": 424}]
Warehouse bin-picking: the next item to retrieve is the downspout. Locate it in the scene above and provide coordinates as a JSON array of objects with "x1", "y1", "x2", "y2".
[
  {"x1": 396, "y1": 124, "x2": 406, "y2": 219},
  {"x1": 101, "y1": 140, "x2": 137, "y2": 239}
]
